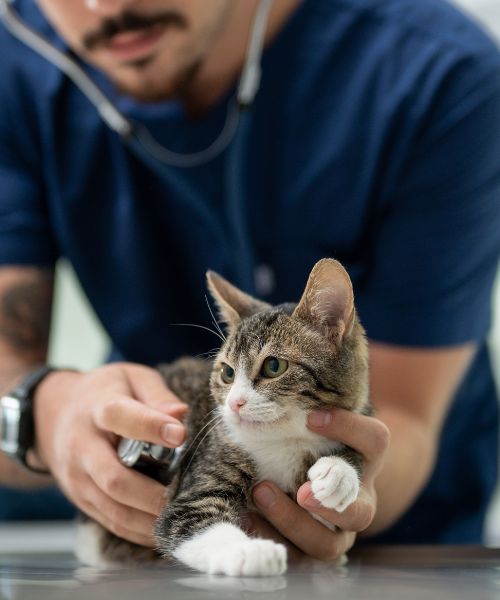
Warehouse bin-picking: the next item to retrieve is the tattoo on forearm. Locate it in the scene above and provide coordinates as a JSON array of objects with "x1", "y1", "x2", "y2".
[{"x1": 0, "y1": 270, "x2": 53, "y2": 359}]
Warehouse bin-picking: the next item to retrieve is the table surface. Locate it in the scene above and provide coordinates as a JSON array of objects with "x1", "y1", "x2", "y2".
[{"x1": 1, "y1": 523, "x2": 500, "y2": 600}]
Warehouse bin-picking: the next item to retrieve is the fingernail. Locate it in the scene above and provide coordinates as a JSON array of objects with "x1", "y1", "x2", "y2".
[
  {"x1": 253, "y1": 484, "x2": 277, "y2": 509},
  {"x1": 160, "y1": 402, "x2": 188, "y2": 413},
  {"x1": 308, "y1": 410, "x2": 333, "y2": 428},
  {"x1": 161, "y1": 423, "x2": 184, "y2": 445},
  {"x1": 302, "y1": 492, "x2": 320, "y2": 508}
]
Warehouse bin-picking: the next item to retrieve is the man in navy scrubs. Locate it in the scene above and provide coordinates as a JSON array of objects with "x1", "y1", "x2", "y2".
[{"x1": 0, "y1": 0, "x2": 499, "y2": 555}]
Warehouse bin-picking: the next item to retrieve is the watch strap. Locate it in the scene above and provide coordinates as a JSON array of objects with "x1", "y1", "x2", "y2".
[
  {"x1": 5, "y1": 366, "x2": 56, "y2": 474},
  {"x1": 12, "y1": 365, "x2": 56, "y2": 400}
]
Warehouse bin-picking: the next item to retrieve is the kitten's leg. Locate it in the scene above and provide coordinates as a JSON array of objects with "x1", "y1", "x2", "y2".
[
  {"x1": 156, "y1": 468, "x2": 287, "y2": 576},
  {"x1": 75, "y1": 517, "x2": 163, "y2": 566},
  {"x1": 169, "y1": 520, "x2": 287, "y2": 577},
  {"x1": 308, "y1": 449, "x2": 361, "y2": 513}
]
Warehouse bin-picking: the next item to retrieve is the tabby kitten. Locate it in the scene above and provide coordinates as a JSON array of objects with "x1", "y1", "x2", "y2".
[{"x1": 77, "y1": 258, "x2": 371, "y2": 576}]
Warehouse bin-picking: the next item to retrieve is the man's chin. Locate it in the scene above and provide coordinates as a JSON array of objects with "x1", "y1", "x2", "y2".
[
  {"x1": 112, "y1": 77, "x2": 177, "y2": 103},
  {"x1": 106, "y1": 57, "x2": 202, "y2": 104}
]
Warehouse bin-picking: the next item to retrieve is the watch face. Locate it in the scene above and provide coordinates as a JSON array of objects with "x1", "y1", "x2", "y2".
[{"x1": 0, "y1": 395, "x2": 21, "y2": 455}]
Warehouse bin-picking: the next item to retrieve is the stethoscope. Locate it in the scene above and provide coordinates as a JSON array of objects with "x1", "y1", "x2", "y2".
[{"x1": 0, "y1": 0, "x2": 275, "y2": 292}]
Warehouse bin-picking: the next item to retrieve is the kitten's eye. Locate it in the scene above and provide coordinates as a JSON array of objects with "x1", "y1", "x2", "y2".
[
  {"x1": 220, "y1": 363, "x2": 235, "y2": 384},
  {"x1": 261, "y1": 356, "x2": 288, "y2": 378}
]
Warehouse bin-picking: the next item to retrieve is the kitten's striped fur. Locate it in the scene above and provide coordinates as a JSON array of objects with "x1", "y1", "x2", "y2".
[{"x1": 76, "y1": 259, "x2": 371, "y2": 575}]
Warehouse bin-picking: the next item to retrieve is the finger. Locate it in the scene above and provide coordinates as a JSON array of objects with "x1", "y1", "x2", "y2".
[
  {"x1": 307, "y1": 409, "x2": 390, "y2": 466},
  {"x1": 243, "y1": 511, "x2": 288, "y2": 543},
  {"x1": 83, "y1": 439, "x2": 167, "y2": 517},
  {"x1": 93, "y1": 394, "x2": 186, "y2": 447},
  {"x1": 252, "y1": 482, "x2": 356, "y2": 561},
  {"x1": 297, "y1": 482, "x2": 375, "y2": 533},
  {"x1": 82, "y1": 505, "x2": 155, "y2": 547},
  {"x1": 81, "y1": 502, "x2": 156, "y2": 547},
  {"x1": 125, "y1": 365, "x2": 187, "y2": 412},
  {"x1": 79, "y1": 477, "x2": 157, "y2": 547},
  {"x1": 162, "y1": 403, "x2": 189, "y2": 420}
]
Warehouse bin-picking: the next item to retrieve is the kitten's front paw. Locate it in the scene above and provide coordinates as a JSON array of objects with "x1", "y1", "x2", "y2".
[
  {"x1": 172, "y1": 523, "x2": 287, "y2": 577},
  {"x1": 308, "y1": 456, "x2": 359, "y2": 512},
  {"x1": 209, "y1": 539, "x2": 287, "y2": 577}
]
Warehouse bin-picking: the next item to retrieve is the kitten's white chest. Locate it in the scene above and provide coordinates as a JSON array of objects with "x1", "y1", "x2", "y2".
[
  {"x1": 224, "y1": 408, "x2": 341, "y2": 493},
  {"x1": 245, "y1": 433, "x2": 340, "y2": 494}
]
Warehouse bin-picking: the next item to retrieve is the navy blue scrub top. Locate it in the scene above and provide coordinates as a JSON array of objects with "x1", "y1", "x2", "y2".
[{"x1": 1, "y1": 0, "x2": 500, "y2": 543}]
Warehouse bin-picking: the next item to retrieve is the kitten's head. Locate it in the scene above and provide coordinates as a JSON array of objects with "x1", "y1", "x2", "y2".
[{"x1": 207, "y1": 259, "x2": 369, "y2": 438}]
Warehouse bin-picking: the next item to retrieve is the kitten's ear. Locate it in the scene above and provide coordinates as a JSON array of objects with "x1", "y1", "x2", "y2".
[
  {"x1": 206, "y1": 271, "x2": 271, "y2": 331},
  {"x1": 293, "y1": 259, "x2": 355, "y2": 343}
]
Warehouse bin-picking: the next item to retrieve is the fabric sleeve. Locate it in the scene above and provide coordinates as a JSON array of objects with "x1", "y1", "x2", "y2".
[
  {"x1": 357, "y1": 50, "x2": 500, "y2": 347},
  {"x1": 0, "y1": 86, "x2": 59, "y2": 267}
]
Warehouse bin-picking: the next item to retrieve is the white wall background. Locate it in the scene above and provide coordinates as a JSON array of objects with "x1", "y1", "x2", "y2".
[
  {"x1": 49, "y1": 260, "x2": 109, "y2": 370},
  {"x1": 47, "y1": 0, "x2": 500, "y2": 541},
  {"x1": 452, "y1": 0, "x2": 500, "y2": 40}
]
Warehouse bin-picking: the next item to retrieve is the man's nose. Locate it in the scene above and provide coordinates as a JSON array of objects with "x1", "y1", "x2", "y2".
[
  {"x1": 228, "y1": 397, "x2": 247, "y2": 413},
  {"x1": 84, "y1": 0, "x2": 137, "y2": 16}
]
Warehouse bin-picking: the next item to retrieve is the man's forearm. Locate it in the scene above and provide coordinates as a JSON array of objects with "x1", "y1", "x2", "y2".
[
  {"x1": 362, "y1": 407, "x2": 438, "y2": 536},
  {"x1": 0, "y1": 266, "x2": 55, "y2": 489},
  {"x1": 362, "y1": 342, "x2": 476, "y2": 537}
]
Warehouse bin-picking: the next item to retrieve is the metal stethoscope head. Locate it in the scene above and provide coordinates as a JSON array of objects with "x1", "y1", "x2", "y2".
[{"x1": 0, "y1": 0, "x2": 274, "y2": 167}]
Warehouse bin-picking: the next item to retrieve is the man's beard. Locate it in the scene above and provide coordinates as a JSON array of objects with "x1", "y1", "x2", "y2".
[
  {"x1": 108, "y1": 55, "x2": 203, "y2": 103},
  {"x1": 82, "y1": 8, "x2": 200, "y2": 102}
]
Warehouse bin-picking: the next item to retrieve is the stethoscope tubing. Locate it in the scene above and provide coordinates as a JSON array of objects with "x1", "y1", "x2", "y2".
[{"x1": 0, "y1": 0, "x2": 274, "y2": 293}]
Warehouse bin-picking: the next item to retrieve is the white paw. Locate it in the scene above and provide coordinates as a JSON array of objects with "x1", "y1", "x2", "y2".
[
  {"x1": 75, "y1": 521, "x2": 111, "y2": 567},
  {"x1": 173, "y1": 522, "x2": 287, "y2": 577},
  {"x1": 308, "y1": 456, "x2": 359, "y2": 512},
  {"x1": 208, "y1": 539, "x2": 287, "y2": 576}
]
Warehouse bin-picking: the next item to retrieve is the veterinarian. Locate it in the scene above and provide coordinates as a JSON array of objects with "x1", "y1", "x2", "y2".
[{"x1": 0, "y1": 0, "x2": 499, "y2": 557}]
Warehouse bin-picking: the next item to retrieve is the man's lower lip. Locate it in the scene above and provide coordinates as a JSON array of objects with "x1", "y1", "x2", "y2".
[{"x1": 102, "y1": 26, "x2": 166, "y2": 61}]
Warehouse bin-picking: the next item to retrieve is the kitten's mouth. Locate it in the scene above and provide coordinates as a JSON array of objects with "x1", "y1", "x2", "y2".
[{"x1": 232, "y1": 414, "x2": 288, "y2": 429}]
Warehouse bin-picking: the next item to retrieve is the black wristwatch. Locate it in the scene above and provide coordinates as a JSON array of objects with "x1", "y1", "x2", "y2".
[{"x1": 0, "y1": 366, "x2": 56, "y2": 474}]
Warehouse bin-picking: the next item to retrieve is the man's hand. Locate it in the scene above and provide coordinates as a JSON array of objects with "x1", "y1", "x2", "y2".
[
  {"x1": 249, "y1": 409, "x2": 389, "y2": 561},
  {"x1": 33, "y1": 363, "x2": 188, "y2": 547}
]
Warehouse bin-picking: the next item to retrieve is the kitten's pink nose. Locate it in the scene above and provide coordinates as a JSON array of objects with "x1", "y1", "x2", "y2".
[{"x1": 229, "y1": 397, "x2": 247, "y2": 413}]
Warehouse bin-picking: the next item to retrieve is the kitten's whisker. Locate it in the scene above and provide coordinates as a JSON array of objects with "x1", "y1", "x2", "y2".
[
  {"x1": 198, "y1": 405, "x2": 221, "y2": 423},
  {"x1": 183, "y1": 418, "x2": 222, "y2": 473},
  {"x1": 171, "y1": 322, "x2": 226, "y2": 343},
  {"x1": 242, "y1": 331, "x2": 265, "y2": 350},
  {"x1": 183, "y1": 411, "x2": 222, "y2": 457},
  {"x1": 195, "y1": 346, "x2": 221, "y2": 360},
  {"x1": 205, "y1": 295, "x2": 226, "y2": 341}
]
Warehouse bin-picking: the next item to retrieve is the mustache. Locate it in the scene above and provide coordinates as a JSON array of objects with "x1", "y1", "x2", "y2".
[{"x1": 83, "y1": 10, "x2": 188, "y2": 51}]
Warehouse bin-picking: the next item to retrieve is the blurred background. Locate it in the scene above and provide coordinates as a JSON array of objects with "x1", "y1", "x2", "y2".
[{"x1": 45, "y1": 0, "x2": 500, "y2": 541}]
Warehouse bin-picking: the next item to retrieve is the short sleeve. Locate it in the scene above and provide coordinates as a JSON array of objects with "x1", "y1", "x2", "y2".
[
  {"x1": 357, "y1": 50, "x2": 500, "y2": 347},
  {"x1": 0, "y1": 86, "x2": 59, "y2": 267}
]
